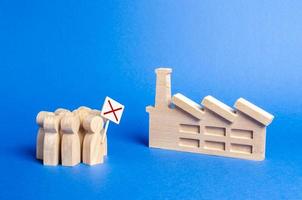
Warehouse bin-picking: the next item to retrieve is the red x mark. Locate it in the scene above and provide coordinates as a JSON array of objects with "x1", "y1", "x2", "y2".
[{"x1": 103, "y1": 100, "x2": 123, "y2": 122}]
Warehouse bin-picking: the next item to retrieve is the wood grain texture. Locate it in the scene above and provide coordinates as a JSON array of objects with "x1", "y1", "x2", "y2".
[
  {"x1": 202, "y1": 95, "x2": 236, "y2": 123},
  {"x1": 73, "y1": 107, "x2": 92, "y2": 147},
  {"x1": 36, "y1": 111, "x2": 54, "y2": 160},
  {"x1": 61, "y1": 113, "x2": 81, "y2": 166},
  {"x1": 43, "y1": 115, "x2": 60, "y2": 166},
  {"x1": 37, "y1": 106, "x2": 108, "y2": 166},
  {"x1": 82, "y1": 114, "x2": 105, "y2": 165},
  {"x1": 147, "y1": 68, "x2": 274, "y2": 161},
  {"x1": 172, "y1": 93, "x2": 204, "y2": 119},
  {"x1": 235, "y1": 98, "x2": 274, "y2": 126}
]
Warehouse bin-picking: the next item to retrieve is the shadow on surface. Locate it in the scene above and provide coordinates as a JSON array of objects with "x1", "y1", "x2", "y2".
[
  {"x1": 127, "y1": 132, "x2": 149, "y2": 147},
  {"x1": 13, "y1": 144, "x2": 42, "y2": 164}
]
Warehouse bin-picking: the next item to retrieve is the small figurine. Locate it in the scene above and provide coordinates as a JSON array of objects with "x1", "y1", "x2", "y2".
[
  {"x1": 82, "y1": 114, "x2": 105, "y2": 165},
  {"x1": 61, "y1": 113, "x2": 81, "y2": 166},
  {"x1": 43, "y1": 115, "x2": 61, "y2": 166},
  {"x1": 36, "y1": 111, "x2": 54, "y2": 160},
  {"x1": 35, "y1": 97, "x2": 124, "y2": 167}
]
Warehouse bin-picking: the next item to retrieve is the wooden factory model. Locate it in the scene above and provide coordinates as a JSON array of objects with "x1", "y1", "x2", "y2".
[{"x1": 146, "y1": 68, "x2": 274, "y2": 161}]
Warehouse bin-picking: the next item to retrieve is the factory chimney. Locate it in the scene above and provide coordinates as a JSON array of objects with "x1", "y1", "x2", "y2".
[{"x1": 155, "y1": 68, "x2": 172, "y2": 109}]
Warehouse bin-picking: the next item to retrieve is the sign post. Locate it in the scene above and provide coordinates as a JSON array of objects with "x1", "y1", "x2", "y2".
[{"x1": 100, "y1": 97, "x2": 125, "y2": 143}]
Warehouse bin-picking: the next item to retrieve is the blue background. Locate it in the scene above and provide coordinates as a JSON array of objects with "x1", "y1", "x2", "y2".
[{"x1": 1, "y1": 0, "x2": 302, "y2": 199}]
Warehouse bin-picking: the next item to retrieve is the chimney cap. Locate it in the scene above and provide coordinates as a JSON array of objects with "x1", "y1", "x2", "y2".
[{"x1": 155, "y1": 68, "x2": 172, "y2": 74}]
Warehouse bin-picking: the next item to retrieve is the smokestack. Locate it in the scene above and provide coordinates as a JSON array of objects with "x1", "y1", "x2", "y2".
[{"x1": 155, "y1": 68, "x2": 172, "y2": 108}]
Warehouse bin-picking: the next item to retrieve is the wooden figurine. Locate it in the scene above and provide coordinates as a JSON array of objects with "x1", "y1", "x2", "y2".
[
  {"x1": 36, "y1": 111, "x2": 54, "y2": 160},
  {"x1": 55, "y1": 108, "x2": 70, "y2": 116},
  {"x1": 82, "y1": 114, "x2": 105, "y2": 165},
  {"x1": 146, "y1": 68, "x2": 274, "y2": 161},
  {"x1": 90, "y1": 109, "x2": 101, "y2": 116},
  {"x1": 36, "y1": 105, "x2": 111, "y2": 167},
  {"x1": 43, "y1": 115, "x2": 61, "y2": 166},
  {"x1": 60, "y1": 113, "x2": 81, "y2": 166},
  {"x1": 90, "y1": 109, "x2": 107, "y2": 156},
  {"x1": 55, "y1": 108, "x2": 70, "y2": 138},
  {"x1": 73, "y1": 107, "x2": 91, "y2": 148}
]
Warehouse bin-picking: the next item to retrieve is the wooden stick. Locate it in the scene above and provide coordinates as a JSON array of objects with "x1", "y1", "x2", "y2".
[{"x1": 102, "y1": 120, "x2": 110, "y2": 144}]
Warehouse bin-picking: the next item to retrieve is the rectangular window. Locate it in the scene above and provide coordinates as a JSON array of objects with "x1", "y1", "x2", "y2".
[
  {"x1": 204, "y1": 126, "x2": 226, "y2": 137},
  {"x1": 179, "y1": 124, "x2": 200, "y2": 134},
  {"x1": 230, "y1": 143, "x2": 252, "y2": 154},
  {"x1": 179, "y1": 138, "x2": 200, "y2": 148},
  {"x1": 231, "y1": 129, "x2": 253, "y2": 139},
  {"x1": 204, "y1": 141, "x2": 225, "y2": 151}
]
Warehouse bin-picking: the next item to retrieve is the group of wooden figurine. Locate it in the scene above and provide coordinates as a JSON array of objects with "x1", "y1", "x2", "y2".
[{"x1": 36, "y1": 106, "x2": 107, "y2": 166}]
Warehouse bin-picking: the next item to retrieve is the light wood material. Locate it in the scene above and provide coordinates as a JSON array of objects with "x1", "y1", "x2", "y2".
[
  {"x1": 155, "y1": 68, "x2": 172, "y2": 109},
  {"x1": 235, "y1": 98, "x2": 274, "y2": 126},
  {"x1": 90, "y1": 109, "x2": 101, "y2": 116},
  {"x1": 43, "y1": 115, "x2": 60, "y2": 166},
  {"x1": 172, "y1": 93, "x2": 204, "y2": 119},
  {"x1": 37, "y1": 106, "x2": 108, "y2": 166},
  {"x1": 101, "y1": 120, "x2": 109, "y2": 143},
  {"x1": 55, "y1": 108, "x2": 70, "y2": 115},
  {"x1": 36, "y1": 111, "x2": 54, "y2": 160},
  {"x1": 82, "y1": 114, "x2": 105, "y2": 165},
  {"x1": 55, "y1": 109, "x2": 70, "y2": 139},
  {"x1": 103, "y1": 135, "x2": 107, "y2": 156},
  {"x1": 61, "y1": 113, "x2": 81, "y2": 166},
  {"x1": 146, "y1": 68, "x2": 274, "y2": 161},
  {"x1": 78, "y1": 106, "x2": 91, "y2": 110},
  {"x1": 73, "y1": 107, "x2": 91, "y2": 147},
  {"x1": 202, "y1": 95, "x2": 236, "y2": 123}
]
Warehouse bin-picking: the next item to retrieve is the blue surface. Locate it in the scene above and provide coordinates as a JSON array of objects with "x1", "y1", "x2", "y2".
[{"x1": 1, "y1": 0, "x2": 302, "y2": 199}]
